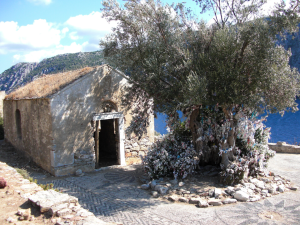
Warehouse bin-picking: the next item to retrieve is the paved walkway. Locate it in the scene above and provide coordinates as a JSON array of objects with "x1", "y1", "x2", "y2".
[{"x1": 30, "y1": 154, "x2": 300, "y2": 225}]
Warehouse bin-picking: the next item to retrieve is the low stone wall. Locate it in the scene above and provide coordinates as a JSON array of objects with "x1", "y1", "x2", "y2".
[
  {"x1": 268, "y1": 142, "x2": 300, "y2": 154},
  {"x1": 124, "y1": 136, "x2": 153, "y2": 158}
]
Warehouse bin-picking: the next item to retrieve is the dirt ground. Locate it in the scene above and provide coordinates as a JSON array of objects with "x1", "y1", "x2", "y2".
[{"x1": 0, "y1": 141, "x2": 54, "y2": 225}]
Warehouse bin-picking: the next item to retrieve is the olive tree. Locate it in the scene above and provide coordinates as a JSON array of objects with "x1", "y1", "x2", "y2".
[{"x1": 100, "y1": 0, "x2": 300, "y2": 181}]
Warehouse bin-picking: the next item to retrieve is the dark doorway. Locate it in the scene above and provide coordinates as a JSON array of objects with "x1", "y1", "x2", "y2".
[{"x1": 97, "y1": 119, "x2": 118, "y2": 167}]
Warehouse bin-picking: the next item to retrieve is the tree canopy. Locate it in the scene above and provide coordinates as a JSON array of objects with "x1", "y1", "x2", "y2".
[
  {"x1": 100, "y1": 0, "x2": 300, "y2": 182},
  {"x1": 100, "y1": 0, "x2": 300, "y2": 124}
]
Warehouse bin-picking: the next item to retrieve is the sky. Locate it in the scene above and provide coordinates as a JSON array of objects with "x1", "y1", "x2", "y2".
[
  {"x1": 0, "y1": 0, "x2": 206, "y2": 74},
  {"x1": 0, "y1": 0, "x2": 283, "y2": 74}
]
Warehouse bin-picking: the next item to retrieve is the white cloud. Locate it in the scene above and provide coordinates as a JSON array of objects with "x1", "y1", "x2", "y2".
[
  {"x1": 14, "y1": 42, "x2": 86, "y2": 62},
  {"x1": 0, "y1": 19, "x2": 63, "y2": 54},
  {"x1": 65, "y1": 11, "x2": 117, "y2": 37},
  {"x1": 69, "y1": 31, "x2": 79, "y2": 40},
  {"x1": 13, "y1": 54, "x2": 21, "y2": 61},
  {"x1": 27, "y1": 0, "x2": 52, "y2": 5}
]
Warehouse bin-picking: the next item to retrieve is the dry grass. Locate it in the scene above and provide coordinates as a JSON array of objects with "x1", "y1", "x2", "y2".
[{"x1": 5, "y1": 67, "x2": 97, "y2": 100}]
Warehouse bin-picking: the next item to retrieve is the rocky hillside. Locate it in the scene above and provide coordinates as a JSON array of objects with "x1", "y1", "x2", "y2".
[
  {"x1": 1, "y1": 30, "x2": 300, "y2": 94},
  {"x1": 0, "y1": 51, "x2": 104, "y2": 93}
]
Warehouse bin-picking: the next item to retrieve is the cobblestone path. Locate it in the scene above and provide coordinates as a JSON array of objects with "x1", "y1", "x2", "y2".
[{"x1": 35, "y1": 154, "x2": 300, "y2": 225}]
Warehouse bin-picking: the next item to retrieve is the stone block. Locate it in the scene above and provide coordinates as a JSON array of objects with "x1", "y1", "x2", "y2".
[
  {"x1": 29, "y1": 190, "x2": 78, "y2": 213},
  {"x1": 222, "y1": 198, "x2": 237, "y2": 204},
  {"x1": 208, "y1": 199, "x2": 223, "y2": 206},
  {"x1": 234, "y1": 191, "x2": 249, "y2": 202},
  {"x1": 189, "y1": 198, "x2": 201, "y2": 204}
]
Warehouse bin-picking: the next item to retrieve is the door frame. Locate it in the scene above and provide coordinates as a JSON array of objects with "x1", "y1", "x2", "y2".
[{"x1": 93, "y1": 112, "x2": 126, "y2": 166}]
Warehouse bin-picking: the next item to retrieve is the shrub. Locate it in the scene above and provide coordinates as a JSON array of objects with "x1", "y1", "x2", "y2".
[{"x1": 142, "y1": 129, "x2": 199, "y2": 180}]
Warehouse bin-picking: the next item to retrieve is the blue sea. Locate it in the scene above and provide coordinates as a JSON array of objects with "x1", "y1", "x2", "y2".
[{"x1": 154, "y1": 99, "x2": 300, "y2": 144}]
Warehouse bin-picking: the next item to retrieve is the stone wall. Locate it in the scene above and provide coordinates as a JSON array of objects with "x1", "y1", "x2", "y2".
[
  {"x1": 50, "y1": 66, "x2": 154, "y2": 176},
  {"x1": 269, "y1": 142, "x2": 300, "y2": 154},
  {"x1": 3, "y1": 99, "x2": 53, "y2": 172},
  {"x1": 3, "y1": 65, "x2": 155, "y2": 177},
  {"x1": 0, "y1": 91, "x2": 5, "y2": 117},
  {"x1": 124, "y1": 136, "x2": 153, "y2": 158}
]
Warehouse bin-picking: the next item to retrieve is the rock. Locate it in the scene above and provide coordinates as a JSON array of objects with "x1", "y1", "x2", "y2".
[
  {"x1": 28, "y1": 190, "x2": 78, "y2": 213},
  {"x1": 178, "y1": 182, "x2": 185, "y2": 187},
  {"x1": 250, "y1": 178, "x2": 265, "y2": 189},
  {"x1": 57, "y1": 208, "x2": 72, "y2": 217},
  {"x1": 23, "y1": 208, "x2": 31, "y2": 220},
  {"x1": 75, "y1": 169, "x2": 83, "y2": 176},
  {"x1": 182, "y1": 191, "x2": 191, "y2": 194},
  {"x1": 214, "y1": 188, "x2": 222, "y2": 198},
  {"x1": 150, "y1": 180, "x2": 157, "y2": 189},
  {"x1": 266, "y1": 215, "x2": 274, "y2": 219},
  {"x1": 261, "y1": 189, "x2": 268, "y2": 195},
  {"x1": 267, "y1": 184, "x2": 278, "y2": 194},
  {"x1": 208, "y1": 189, "x2": 214, "y2": 197},
  {"x1": 261, "y1": 178, "x2": 270, "y2": 183},
  {"x1": 274, "y1": 176, "x2": 282, "y2": 181},
  {"x1": 6, "y1": 217, "x2": 15, "y2": 223},
  {"x1": 132, "y1": 142, "x2": 139, "y2": 147},
  {"x1": 208, "y1": 199, "x2": 223, "y2": 206},
  {"x1": 199, "y1": 192, "x2": 209, "y2": 197},
  {"x1": 151, "y1": 191, "x2": 159, "y2": 198},
  {"x1": 234, "y1": 191, "x2": 249, "y2": 202},
  {"x1": 225, "y1": 186, "x2": 235, "y2": 195},
  {"x1": 290, "y1": 186, "x2": 298, "y2": 191},
  {"x1": 168, "y1": 195, "x2": 178, "y2": 202},
  {"x1": 179, "y1": 197, "x2": 189, "y2": 203},
  {"x1": 278, "y1": 184, "x2": 285, "y2": 193},
  {"x1": 249, "y1": 195, "x2": 261, "y2": 202},
  {"x1": 154, "y1": 185, "x2": 168, "y2": 195},
  {"x1": 76, "y1": 209, "x2": 93, "y2": 217},
  {"x1": 165, "y1": 183, "x2": 172, "y2": 187},
  {"x1": 139, "y1": 151, "x2": 145, "y2": 157},
  {"x1": 49, "y1": 203, "x2": 69, "y2": 216},
  {"x1": 62, "y1": 215, "x2": 74, "y2": 219},
  {"x1": 132, "y1": 151, "x2": 138, "y2": 156},
  {"x1": 17, "y1": 209, "x2": 25, "y2": 216},
  {"x1": 222, "y1": 198, "x2": 237, "y2": 204},
  {"x1": 198, "y1": 200, "x2": 209, "y2": 208},
  {"x1": 243, "y1": 183, "x2": 255, "y2": 190},
  {"x1": 189, "y1": 198, "x2": 201, "y2": 204},
  {"x1": 0, "y1": 177, "x2": 7, "y2": 188},
  {"x1": 141, "y1": 184, "x2": 150, "y2": 190},
  {"x1": 19, "y1": 216, "x2": 25, "y2": 221}
]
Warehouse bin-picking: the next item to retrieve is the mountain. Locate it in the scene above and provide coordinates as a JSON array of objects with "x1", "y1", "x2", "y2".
[{"x1": 0, "y1": 51, "x2": 104, "y2": 93}]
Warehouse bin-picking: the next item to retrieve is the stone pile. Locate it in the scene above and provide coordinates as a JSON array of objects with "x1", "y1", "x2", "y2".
[
  {"x1": 0, "y1": 162, "x2": 118, "y2": 225},
  {"x1": 140, "y1": 170, "x2": 298, "y2": 208},
  {"x1": 124, "y1": 136, "x2": 152, "y2": 158},
  {"x1": 28, "y1": 189, "x2": 112, "y2": 225}
]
